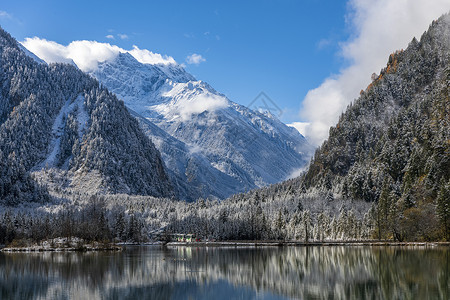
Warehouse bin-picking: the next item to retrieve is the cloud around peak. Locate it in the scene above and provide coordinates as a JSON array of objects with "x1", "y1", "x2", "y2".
[
  {"x1": 299, "y1": 0, "x2": 450, "y2": 146},
  {"x1": 129, "y1": 45, "x2": 176, "y2": 65},
  {"x1": 21, "y1": 37, "x2": 177, "y2": 72},
  {"x1": 175, "y1": 93, "x2": 228, "y2": 121}
]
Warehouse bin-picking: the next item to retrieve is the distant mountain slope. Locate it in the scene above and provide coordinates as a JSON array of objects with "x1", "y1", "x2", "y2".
[
  {"x1": 89, "y1": 52, "x2": 313, "y2": 200},
  {"x1": 129, "y1": 109, "x2": 244, "y2": 200},
  {"x1": 0, "y1": 27, "x2": 174, "y2": 204}
]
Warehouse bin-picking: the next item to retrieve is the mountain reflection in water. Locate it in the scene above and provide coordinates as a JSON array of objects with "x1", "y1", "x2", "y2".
[{"x1": 0, "y1": 246, "x2": 449, "y2": 299}]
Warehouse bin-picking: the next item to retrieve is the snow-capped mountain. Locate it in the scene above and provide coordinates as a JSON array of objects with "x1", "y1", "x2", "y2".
[{"x1": 89, "y1": 52, "x2": 313, "y2": 200}]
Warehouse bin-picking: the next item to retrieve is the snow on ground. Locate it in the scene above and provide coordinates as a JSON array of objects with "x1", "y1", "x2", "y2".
[
  {"x1": 1, "y1": 237, "x2": 121, "y2": 252},
  {"x1": 75, "y1": 95, "x2": 89, "y2": 137}
]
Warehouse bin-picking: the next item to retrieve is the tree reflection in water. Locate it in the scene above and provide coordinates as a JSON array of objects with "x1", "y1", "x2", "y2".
[{"x1": 0, "y1": 246, "x2": 448, "y2": 299}]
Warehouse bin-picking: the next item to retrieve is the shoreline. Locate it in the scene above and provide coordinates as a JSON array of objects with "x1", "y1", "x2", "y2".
[
  {"x1": 1, "y1": 245, "x2": 122, "y2": 252},
  {"x1": 0, "y1": 238, "x2": 122, "y2": 253},
  {"x1": 2, "y1": 240, "x2": 449, "y2": 252},
  {"x1": 164, "y1": 241, "x2": 450, "y2": 247},
  {"x1": 0, "y1": 243, "x2": 122, "y2": 252}
]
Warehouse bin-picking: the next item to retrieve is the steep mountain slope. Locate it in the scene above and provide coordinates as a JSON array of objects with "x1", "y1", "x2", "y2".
[
  {"x1": 303, "y1": 14, "x2": 449, "y2": 201},
  {"x1": 0, "y1": 27, "x2": 174, "y2": 204},
  {"x1": 88, "y1": 52, "x2": 313, "y2": 200},
  {"x1": 129, "y1": 109, "x2": 244, "y2": 200}
]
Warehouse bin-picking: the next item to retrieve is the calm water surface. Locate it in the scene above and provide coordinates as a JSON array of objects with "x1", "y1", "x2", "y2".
[{"x1": 0, "y1": 245, "x2": 449, "y2": 299}]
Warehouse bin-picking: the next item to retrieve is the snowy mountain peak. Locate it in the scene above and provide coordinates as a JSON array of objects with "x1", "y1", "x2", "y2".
[
  {"x1": 107, "y1": 52, "x2": 194, "y2": 83},
  {"x1": 91, "y1": 52, "x2": 196, "y2": 108},
  {"x1": 88, "y1": 52, "x2": 314, "y2": 200}
]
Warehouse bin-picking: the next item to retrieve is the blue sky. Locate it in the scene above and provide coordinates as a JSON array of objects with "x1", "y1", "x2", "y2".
[
  {"x1": 1, "y1": 0, "x2": 449, "y2": 144},
  {"x1": 0, "y1": 0, "x2": 348, "y2": 122}
]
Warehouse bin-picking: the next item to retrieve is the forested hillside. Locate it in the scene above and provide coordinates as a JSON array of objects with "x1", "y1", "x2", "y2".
[
  {"x1": 301, "y1": 13, "x2": 450, "y2": 240},
  {"x1": 250, "y1": 13, "x2": 450, "y2": 241},
  {"x1": 0, "y1": 27, "x2": 174, "y2": 205}
]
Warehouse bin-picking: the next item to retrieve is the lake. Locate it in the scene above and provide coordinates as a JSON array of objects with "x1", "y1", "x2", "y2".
[{"x1": 0, "y1": 245, "x2": 449, "y2": 299}]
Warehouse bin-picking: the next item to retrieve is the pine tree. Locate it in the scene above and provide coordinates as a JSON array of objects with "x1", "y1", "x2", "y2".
[
  {"x1": 275, "y1": 210, "x2": 285, "y2": 240},
  {"x1": 377, "y1": 177, "x2": 393, "y2": 239},
  {"x1": 436, "y1": 180, "x2": 450, "y2": 240},
  {"x1": 388, "y1": 193, "x2": 402, "y2": 241},
  {"x1": 302, "y1": 210, "x2": 311, "y2": 242}
]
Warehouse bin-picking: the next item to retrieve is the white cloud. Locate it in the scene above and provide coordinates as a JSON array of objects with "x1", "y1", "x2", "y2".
[
  {"x1": 22, "y1": 38, "x2": 122, "y2": 71},
  {"x1": 129, "y1": 45, "x2": 176, "y2": 65},
  {"x1": 21, "y1": 38, "x2": 75, "y2": 65},
  {"x1": 317, "y1": 38, "x2": 332, "y2": 50},
  {"x1": 186, "y1": 53, "x2": 206, "y2": 65},
  {"x1": 105, "y1": 35, "x2": 114, "y2": 39},
  {"x1": 299, "y1": 0, "x2": 450, "y2": 146},
  {"x1": 117, "y1": 33, "x2": 128, "y2": 40},
  {"x1": 0, "y1": 10, "x2": 11, "y2": 19},
  {"x1": 288, "y1": 122, "x2": 310, "y2": 137},
  {"x1": 175, "y1": 94, "x2": 228, "y2": 120},
  {"x1": 285, "y1": 166, "x2": 309, "y2": 180},
  {"x1": 21, "y1": 37, "x2": 177, "y2": 72}
]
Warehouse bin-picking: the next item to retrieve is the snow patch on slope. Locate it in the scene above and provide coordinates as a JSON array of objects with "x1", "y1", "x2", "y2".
[
  {"x1": 37, "y1": 95, "x2": 87, "y2": 169},
  {"x1": 75, "y1": 95, "x2": 89, "y2": 138}
]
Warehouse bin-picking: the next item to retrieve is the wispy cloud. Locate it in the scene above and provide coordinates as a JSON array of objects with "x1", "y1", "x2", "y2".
[
  {"x1": 288, "y1": 122, "x2": 310, "y2": 137},
  {"x1": 0, "y1": 10, "x2": 12, "y2": 19},
  {"x1": 21, "y1": 37, "x2": 177, "y2": 72},
  {"x1": 173, "y1": 94, "x2": 228, "y2": 121},
  {"x1": 105, "y1": 35, "x2": 114, "y2": 40},
  {"x1": 186, "y1": 53, "x2": 206, "y2": 65},
  {"x1": 299, "y1": 0, "x2": 450, "y2": 146},
  {"x1": 117, "y1": 33, "x2": 128, "y2": 40},
  {"x1": 317, "y1": 38, "x2": 332, "y2": 50}
]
